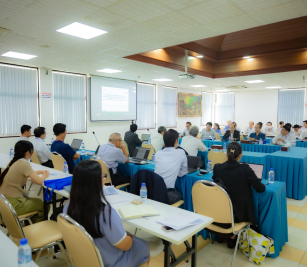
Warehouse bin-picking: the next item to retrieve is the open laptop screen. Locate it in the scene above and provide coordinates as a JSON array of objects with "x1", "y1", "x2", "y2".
[
  {"x1": 132, "y1": 147, "x2": 150, "y2": 160},
  {"x1": 141, "y1": 134, "x2": 150, "y2": 141},
  {"x1": 71, "y1": 139, "x2": 83, "y2": 150},
  {"x1": 240, "y1": 163, "x2": 264, "y2": 179},
  {"x1": 187, "y1": 156, "x2": 200, "y2": 170}
]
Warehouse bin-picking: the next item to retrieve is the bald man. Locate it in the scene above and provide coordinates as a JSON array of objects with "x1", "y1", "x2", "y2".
[
  {"x1": 244, "y1": 121, "x2": 254, "y2": 135},
  {"x1": 97, "y1": 133, "x2": 130, "y2": 187},
  {"x1": 224, "y1": 120, "x2": 232, "y2": 131}
]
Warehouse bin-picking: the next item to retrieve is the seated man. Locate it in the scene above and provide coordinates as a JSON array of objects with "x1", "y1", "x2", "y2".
[
  {"x1": 300, "y1": 120, "x2": 307, "y2": 133},
  {"x1": 276, "y1": 121, "x2": 284, "y2": 134},
  {"x1": 151, "y1": 126, "x2": 166, "y2": 152},
  {"x1": 201, "y1": 122, "x2": 216, "y2": 139},
  {"x1": 97, "y1": 133, "x2": 130, "y2": 187},
  {"x1": 51, "y1": 123, "x2": 80, "y2": 174},
  {"x1": 264, "y1": 122, "x2": 274, "y2": 135},
  {"x1": 181, "y1": 125, "x2": 207, "y2": 156},
  {"x1": 273, "y1": 125, "x2": 296, "y2": 146},
  {"x1": 244, "y1": 121, "x2": 254, "y2": 135},
  {"x1": 248, "y1": 123, "x2": 266, "y2": 141},
  {"x1": 299, "y1": 128, "x2": 307, "y2": 140},
  {"x1": 179, "y1": 122, "x2": 191, "y2": 137},
  {"x1": 18, "y1": 125, "x2": 32, "y2": 141},
  {"x1": 223, "y1": 120, "x2": 232, "y2": 131},
  {"x1": 124, "y1": 124, "x2": 142, "y2": 156},
  {"x1": 285, "y1": 123, "x2": 294, "y2": 134},
  {"x1": 222, "y1": 123, "x2": 240, "y2": 141},
  {"x1": 32, "y1": 127, "x2": 54, "y2": 168},
  {"x1": 155, "y1": 129, "x2": 188, "y2": 205},
  {"x1": 293, "y1": 125, "x2": 300, "y2": 137}
]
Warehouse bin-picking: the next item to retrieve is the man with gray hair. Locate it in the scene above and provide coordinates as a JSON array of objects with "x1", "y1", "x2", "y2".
[
  {"x1": 180, "y1": 125, "x2": 207, "y2": 156},
  {"x1": 97, "y1": 133, "x2": 130, "y2": 187},
  {"x1": 151, "y1": 126, "x2": 166, "y2": 152}
]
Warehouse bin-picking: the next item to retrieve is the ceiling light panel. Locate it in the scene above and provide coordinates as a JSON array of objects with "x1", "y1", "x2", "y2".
[
  {"x1": 96, "y1": 68, "x2": 122, "y2": 73},
  {"x1": 245, "y1": 80, "x2": 265, "y2": 83},
  {"x1": 56, "y1": 22, "x2": 107, "y2": 39},
  {"x1": 152, "y1": 78, "x2": 173, "y2": 81},
  {"x1": 1, "y1": 51, "x2": 37, "y2": 60},
  {"x1": 190, "y1": 85, "x2": 206, "y2": 87}
]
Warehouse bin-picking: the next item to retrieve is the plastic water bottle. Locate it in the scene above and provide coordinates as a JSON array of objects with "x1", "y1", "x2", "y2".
[
  {"x1": 140, "y1": 183, "x2": 147, "y2": 203},
  {"x1": 268, "y1": 168, "x2": 275, "y2": 184},
  {"x1": 63, "y1": 162, "x2": 68, "y2": 174},
  {"x1": 9, "y1": 148, "x2": 14, "y2": 159},
  {"x1": 51, "y1": 138, "x2": 54, "y2": 144},
  {"x1": 81, "y1": 142, "x2": 85, "y2": 152},
  {"x1": 269, "y1": 139, "x2": 273, "y2": 145},
  {"x1": 152, "y1": 154, "x2": 155, "y2": 163},
  {"x1": 259, "y1": 138, "x2": 263, "y2": 145},
  {"x1": 223, "y1": 143, "x2": 227, "y2": 152},
  {"x1": 18, "y1": 238, "x2": 32, "y2": 267},
  {"x1": 148, "y1": 135, "x2": 151, "y2": 144},
  {"x1": 228, "y1": 136, "x2": 231, "y2": 142},
  {"x1": 207, "y1": 160, "x2": 212, "y2": 173}
]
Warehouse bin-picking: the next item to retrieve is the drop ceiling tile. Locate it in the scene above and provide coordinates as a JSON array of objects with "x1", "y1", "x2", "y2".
[{"x1": 155, "y1": 0, "x2": 207, "y2": 10}]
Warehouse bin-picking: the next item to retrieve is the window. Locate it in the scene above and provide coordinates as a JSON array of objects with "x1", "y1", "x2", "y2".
[
  {"x1": 0, "y1": 64, "x2": 38, "y2": 136},
  {"x1": 136, "y1": 83, "x2": 155, "y2": 129},
  {"x1": 53, "y1": 71, "x2": 86, "y2": 133},
  {"x1": 278, "y1": 89, "x2": 305, "y2": 125},
  {"x1": 162, "y1": 86, "x2": 177, "y2": 127},
  {"x1": 201, "y1": 92, "x2": 212, "y2": 125},
  {"x1": 214, "y1": 92, "x2": 234, "y2": 125}
]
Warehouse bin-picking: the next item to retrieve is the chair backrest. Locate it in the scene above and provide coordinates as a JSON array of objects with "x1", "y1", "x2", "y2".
[
  {"x1": 197, "y1": 133, "x2": 201, "y2": 139},
  {"x1": 207, "y1": 150, "x2": 227, "y2": 168},
  {"x1": 31, "y1": 150, "x2": 41, "y2": 165},
  {"x1": 192, "y1": 180, "x2": 233, "y2": 225},
  {"x1": 0, "y1": 194, "x2": 24, "y2": 241},
  {"x1": 240, "y1": 135, "x2": 244, "y2": 140},
  {"x1": 122, "y1": 141, "x2": 129, "y2": 157},
  {"x1": 141, "y1": 143, "x2": 155, "y2": 160},
  {"x1": 51, "y1": 152, "x2": 65, "y2": 172},
  {"x1": 215, "y1": 133, "x2": 220, "y2": 139},
  {"x1": 90, "y1": 158, "x2": 112, "y2": 185},
  {"x1": 275, "y1": 131, "x2": 278, "y2": 135},
  {"x1": 57, "y1": 214, "x2": 104, "y2": 267}
]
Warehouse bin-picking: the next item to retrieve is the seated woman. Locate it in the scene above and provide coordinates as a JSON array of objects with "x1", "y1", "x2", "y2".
[
  {"x1": 0, "y1": 141, "x2": 49, "y2": 223},
  {"x1": 248, "y1": 123, "x2": 266, "y2": 141},
  {"x1": 212, "y1": 142, "x2": 265, "y2": 248},
  {"x1": 214, "y1": 123, "x2": 222, "y2": 136},
  {"x1": 63, "y1": 160, "x2": 150, "y2": 267}
]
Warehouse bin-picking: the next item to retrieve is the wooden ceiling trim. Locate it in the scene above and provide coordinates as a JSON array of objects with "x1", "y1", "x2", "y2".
[{"x1": 177, "y1": 43, "x2": 218, "y2": 60}]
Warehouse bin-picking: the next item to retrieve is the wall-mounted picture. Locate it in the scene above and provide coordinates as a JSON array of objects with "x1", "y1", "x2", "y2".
[{"x1": 178, "y1": 93, "x2": 202, "y2": 117}]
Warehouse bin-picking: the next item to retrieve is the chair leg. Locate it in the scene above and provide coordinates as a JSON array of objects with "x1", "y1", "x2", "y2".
[
  {"x1": 28, "y1": 182, "x2": 33, "y2": 191},
  {"x1": 38, "y1": 186, "x2": 43, "y2": 196},
  {"x1": 57, "y1": 241, "x2": 73, "y2": 267},
  {"x1": 134, "y1": 228, "x2": 138, "y2": 236},
  {"x1": 231, "y1": 230, "x2": 242, "y2": 267},
  {"x1": 34, "y1": 247, "x2": 45, "y2": 263},
  {"x1": 209, "y1": 232, "x2": 214, "y2": 244}
]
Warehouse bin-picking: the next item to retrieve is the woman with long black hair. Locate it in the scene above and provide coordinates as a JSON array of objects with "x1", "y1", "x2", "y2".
[
  {"x1": 0, "y1": 140, "x2": 49, "y2": 223},
  {"x1": 63, "y1": 160, "x2": 150, "y2": 267}
]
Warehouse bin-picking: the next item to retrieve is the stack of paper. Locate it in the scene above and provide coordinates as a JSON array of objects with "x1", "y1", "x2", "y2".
[
  {"x1": 157, "y1": 211, "x2": 204, "y2": 230},
  {"x1": 103, "y1": 186, "x2": 117, "y2": 196}
]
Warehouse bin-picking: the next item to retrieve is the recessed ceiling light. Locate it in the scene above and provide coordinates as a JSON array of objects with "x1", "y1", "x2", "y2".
[
  {"x1": 188, "y1": 56, "x2": 195, "y2": 59},
  {"x1": 152, "y1": 78, "x2": 173, "y2": 82},
  {"x1": 266, "y1": 86, "x2": 282, "y2": 89},
  {"x1": 243, "y1": 56, "x2": 250, "y2": 59},
  {"x1": 196, "y1": 55, "x2": 203, "y2": 58},
  {"x1": 1, "y1": 51, "x2": 37, "y2": 60},
  {"x1": 56, "y1": 22, "x2": 107, "y2": 39},
  {"x1": 216, "y1": 89, "x2": 230, "y2": 92},
  {"x1": 190, "y1": 85, "x2": 206, "y2": 87},
  {"x1": 247, "y1": 58, "x2": 254, "y2": 61},
  {"x1": 96, "y1": 68, "x2": 122, "y2": 73},
  {"x1": 245, "y1": 80, "x2": 264, "y2": 83}
]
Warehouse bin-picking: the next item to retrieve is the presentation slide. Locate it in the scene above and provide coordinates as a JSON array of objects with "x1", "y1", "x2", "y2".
[{"x1": 90, "y1": 76, "x2": 136, "y2": 121}]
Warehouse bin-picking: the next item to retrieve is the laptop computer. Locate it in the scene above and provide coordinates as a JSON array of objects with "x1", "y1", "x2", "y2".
[
  {"x1": 141, "y1": 134, "x2": 150, "y2": 142},
  {"x1": 187, "y1": 156, "x2": 201, "y2": 174},
  {"x1": 240, "y1": 163, "x2": 264, "y2": 179},
  {"x1": 71, "y1": 139, "x2": 83, "y2": 151},
  {"x1": 129, "y1": 147, "x2": 151, "y2": 164}
]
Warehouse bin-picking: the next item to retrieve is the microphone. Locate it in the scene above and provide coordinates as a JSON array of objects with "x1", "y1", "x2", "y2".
[
  {"x1": 92, "y1": 131, "x2": 100, "y2": 145},
  {"x1": 147, "y1": 129, "x2": 153, "y2": 135}
]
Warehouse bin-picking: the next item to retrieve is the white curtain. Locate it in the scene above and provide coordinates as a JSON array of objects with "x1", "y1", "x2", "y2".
[
  {"x1": 162, "y1": 86, "x2": 177, "y2": 127},
  {"x1": 0, "y1": 64, "x2": 38, "y2": 136},
  {"x1": 136, "y1": 83, "x2": 155, "y2": 129},
  {"x1": 278, "y1": 89, "x2": 305, "y2": 125},
  {"x1": 201, "y1": 92, "x2": 212, "y2": 125},
  {"x1": 215, "y1": 92, "x2": 234, "y2": 125},
  {"x1": 53, "y1": 72, "x2": 86, "y2": 133}
]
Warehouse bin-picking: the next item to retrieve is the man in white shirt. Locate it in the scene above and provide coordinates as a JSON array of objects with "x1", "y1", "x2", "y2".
[
  {"x1": 264, "y1": 122, "x2": 275, "y2": 135},
  {"x1": 223, "y1": 120, "x2": 232, "y2": 131},
  {"x1": 179, "y1": 122, "x2": 191, "y2": 137},
  {"x1": 18, "y1": 125, "x2": 32, "y2": 141},
  {"x1": 201, "y1": 122, "x2": 216, "y2": 139},
  {"x1": 299, "y1": 128, "x2": 307, "y2": 140},
  {"x1": 151, "y1": 126, "x2": 166, "y2": 152},
  {"x1": 299, "y1": 120, "x2": 307, "y2": 133},
  {"x1": 32, "y1": 127, "x2": 53, "y2": 168},
  {"x1": 97, "y1": 133, "x2": 130, "y2": 187},
  {"x1": 181, "y1": 126, "x2": 207, "y2": 156},
  {"x1": 276, "y1": 121, "x2": 284, "y2": 134},
  {"x1": 155, "y1": 129, "x2": 188, "y2": 205},
  {"x1": 273, "y1": 126, "x2": 296, "y2": 146},
  {"x1": 244, "y1": 121, "x2": 254, "y2": 135}
]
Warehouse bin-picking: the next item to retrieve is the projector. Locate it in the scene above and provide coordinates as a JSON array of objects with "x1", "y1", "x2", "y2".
[{"x1": 179, "y1": 73, "x2": 195, "y2": 79}]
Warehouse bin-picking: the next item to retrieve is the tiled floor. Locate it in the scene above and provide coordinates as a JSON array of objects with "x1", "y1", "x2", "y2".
[{"x1": 2, "y1": 183, "x2": 307, "y2": 267}]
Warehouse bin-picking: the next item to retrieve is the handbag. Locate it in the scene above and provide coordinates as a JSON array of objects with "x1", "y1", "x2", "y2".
[
  {"x1": 44, "y1": 175, "x2": 72, "y2": 201},
  {"x1": 239, "y1": 227, "x2": 275, "y2": 265}
]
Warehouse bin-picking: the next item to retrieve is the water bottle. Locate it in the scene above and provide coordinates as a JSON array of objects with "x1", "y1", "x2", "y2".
[
  {"x1": 81, "y1": 142, "x2": 85, "y2": 152},
  {"x1": 140, "y1": 183, "x2": 147, "y2": 202},
  {"x1": 148, "y1": 135, "x2": 151, "y2": 144},
  {"x1": 9, "y1": 148, "x2": 14, "y2": 159},
  {"x1": 18, "y1": 238, "x2": 32, "y2": 267},
  {"x1": 269, "y1": 139, "x2": 273, "y2": 145},
  {"x1": 63, "y1": 162, "x2": 68, "y2": 174},
  {"x1": 268, "y1": 168, "x2": 275, "y2": 184},
  {"x1": 223, "y1": 143, "x2": 227, "y2": 152},
  {"x1": 259, "y1": 138, "x2": 263, "y2": 145},
  {"x1": 228, "y1": 136, "x2": 231, "y2": 142},
  {"x1": 152, "y1": 153, "x2": 155, "y2": 163},
  {"x1": 207, "y1": 160, "x2": 212, "y2": 173},
  {"x1": 51, "y1": 138, "x2": 54, "y2": 144}
]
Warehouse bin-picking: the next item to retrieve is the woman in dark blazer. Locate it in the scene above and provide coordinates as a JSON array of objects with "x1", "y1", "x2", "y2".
[{"x1": 212, "y1": 142, "x2": 265, "y2": 248}]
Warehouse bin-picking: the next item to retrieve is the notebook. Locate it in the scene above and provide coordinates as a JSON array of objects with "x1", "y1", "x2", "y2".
[{"x1": 119, "y1": 205, "x2": 159, "y2": 220}]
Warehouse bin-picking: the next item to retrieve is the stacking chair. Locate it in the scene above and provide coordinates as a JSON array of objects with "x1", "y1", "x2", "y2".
[
  {"x1": 215, "y1": 133, "x2": 220, "y2": 140},
  {"x1": 197, "y1": 133, "x2": 201, "y2": 139},
  {"x1": 275, "y1": 130, "x2": 278, "y2": 135},
  {"x1": 51, "y1": 152, "x2": 65, "y2": 172},
  {"x1": 58, "y1": 213, "x2": 147, "y2": 267},
  {"x1": 122, "y1": 140, "x2": 130, "y2": 157},
  {"x1": 207, "y1": 150, "x2": 227, "y2": 168},
  {"x1": 0, "y1": 194, "x2": 70, "y2": 264},
  {"x1": 141, "y1": 143, "x2": 155, "y2": 160},
  {"x1": 29, "y1": 150, "x2": 44, "y2": 196},
  {"x1": 90, "y1": 157, "x2": 129, "y2": 190},
  {"x1": 192, "y1": 180, "x2": 249, "y2": 267},
  {"x1": 240, "y1": 135, "x2": 244, "y2": 141}
]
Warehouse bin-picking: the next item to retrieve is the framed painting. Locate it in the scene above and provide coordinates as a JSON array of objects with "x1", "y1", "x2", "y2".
[{"x1": 178, "y1": 93, "x2": 202, "y2": 117}]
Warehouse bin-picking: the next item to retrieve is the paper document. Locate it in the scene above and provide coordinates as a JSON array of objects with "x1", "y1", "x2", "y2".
[
  {"x1": 106, "y1": 194, "x2": 132, "y2": 205},
  {"x1": 119, "y1": 205, "x2": 159, "y2": 220},
  {"x1": 103, "y1": 186, "x2": 117, "y2": 196},
  {"x1": 45, "y1": 173, "x2": 70, "y2": 181}
]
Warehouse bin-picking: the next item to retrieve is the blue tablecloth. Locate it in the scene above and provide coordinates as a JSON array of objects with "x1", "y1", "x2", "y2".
[{"x1": 296, "y1": 140, "x2": 307, "y2": 147}]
